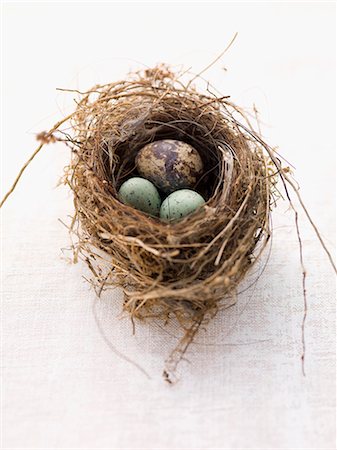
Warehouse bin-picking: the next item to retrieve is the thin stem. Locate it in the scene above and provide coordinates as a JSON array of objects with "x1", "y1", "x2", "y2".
[
  {"x1": 0, "y1": 113, "x2": 74, "y2": 208},
  {"x1": 186, "y1": 32, "x2": 238, "y2": 89}
]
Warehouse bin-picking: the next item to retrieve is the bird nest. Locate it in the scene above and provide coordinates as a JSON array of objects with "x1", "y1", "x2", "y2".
[
  {"x1": 2, "y1": 62, "x2": 334, "y2": 382},
  {"x1": 60, "y1": 65, "x2": 279, "y2": 381}
]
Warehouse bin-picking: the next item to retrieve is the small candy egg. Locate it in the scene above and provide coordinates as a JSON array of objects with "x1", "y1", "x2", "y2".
[
  {"x1": 160, "y1": 189, "x2": 205, "y2": 222},
  {"x1": 136, "y1": 139, "x2": 204, "y2": 194},
  {"x1": 118, "y1": 177, "x2": 161, "y2": 216}
]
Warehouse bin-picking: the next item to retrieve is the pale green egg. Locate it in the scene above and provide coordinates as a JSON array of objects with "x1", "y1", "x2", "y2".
[
  {"x1": 160, "y1": 189, "x2": 205, "y2": 222},
  {"x1": 118, "y1": 177, "x2": 161, "y2": 216}
]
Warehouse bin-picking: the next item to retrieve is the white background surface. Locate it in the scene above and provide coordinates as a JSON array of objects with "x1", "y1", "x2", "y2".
[{"x1": 1, "y1": 2, "x2": 336, "y2": 449}]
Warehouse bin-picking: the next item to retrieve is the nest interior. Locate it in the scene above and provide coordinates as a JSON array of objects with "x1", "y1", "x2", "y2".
[{"x1": 65, "y1": 66, "x2": 275, "y2": 375}]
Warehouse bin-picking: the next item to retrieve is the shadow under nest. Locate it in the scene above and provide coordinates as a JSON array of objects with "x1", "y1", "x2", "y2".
[{"x1": 65, "y1": 66, "x2": 276, "y2": 381}]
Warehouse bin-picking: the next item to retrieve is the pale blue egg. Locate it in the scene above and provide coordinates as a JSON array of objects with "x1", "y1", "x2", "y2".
[
  {"x1": 118, "y1": 177, "x2": 161, "y2": 216},
  {"x1": 160, "y1": 189, "x2": 205, "y2": 222}
]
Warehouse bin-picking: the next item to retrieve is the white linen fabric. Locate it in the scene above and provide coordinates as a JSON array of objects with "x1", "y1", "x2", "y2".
[{"x1": 2, "y1": 3, "x2": 335, "y2": 449}]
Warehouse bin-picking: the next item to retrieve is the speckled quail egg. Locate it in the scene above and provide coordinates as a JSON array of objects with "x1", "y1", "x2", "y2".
[
  {"x1": 136, "y1": 139, "x2": 204, "y2": 194},
  {"x1": 118, "y1": 177, "x2": 161, "y2": 216},
  {"x1": 160, "y1": 189, "x2": 205, "y2": 222}
]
